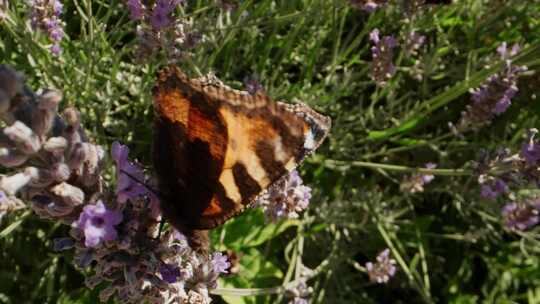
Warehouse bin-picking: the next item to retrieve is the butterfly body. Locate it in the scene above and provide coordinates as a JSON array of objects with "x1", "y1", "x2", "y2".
[{"x1": 152, "y1": 66, "x2": 330, "y2": 248}]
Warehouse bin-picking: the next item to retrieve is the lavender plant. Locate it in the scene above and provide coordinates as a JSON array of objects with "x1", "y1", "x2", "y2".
[{"x1": 0, "y1": 65, "x2": 226, "y2": 303}]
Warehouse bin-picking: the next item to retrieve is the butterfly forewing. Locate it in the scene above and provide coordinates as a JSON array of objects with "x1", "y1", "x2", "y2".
[{"x1": 153, "y1": 66, "x2": 330, "y2": 230}]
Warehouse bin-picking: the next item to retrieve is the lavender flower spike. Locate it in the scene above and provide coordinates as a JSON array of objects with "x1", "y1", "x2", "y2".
[
  {"x1": 369, "y1": 28, "x2": 397, "y2": 86},
  {"x1": 74, "y1": 200, "x2": 123, "y2": 248},
  {"x1": 456, "y1": 42, "x2": 527, "y2": 132},
  {"x1": 256, "y1": 170, "x2": 312, "y2": 222},
  {"x1": 366, "y1": 248, "x2": 397, "y2": 284},
  {"x1": 29, "y1": 0, "x2": 65, "y2": 55}
]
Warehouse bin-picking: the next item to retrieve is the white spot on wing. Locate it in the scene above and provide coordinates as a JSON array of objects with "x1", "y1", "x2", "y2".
[{"x1": 304, "y1": 129, "x2": 315, "y2": 150}]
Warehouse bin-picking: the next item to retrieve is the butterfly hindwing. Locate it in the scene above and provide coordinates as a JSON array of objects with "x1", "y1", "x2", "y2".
[{"x1": 153, "y1": 66, "x2": 330, "y2": 230}]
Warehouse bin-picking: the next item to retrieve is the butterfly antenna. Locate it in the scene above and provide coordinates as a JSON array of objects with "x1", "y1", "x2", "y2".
[{"x1": 119, "y1": 169, "x2": 162, "y2": 198}]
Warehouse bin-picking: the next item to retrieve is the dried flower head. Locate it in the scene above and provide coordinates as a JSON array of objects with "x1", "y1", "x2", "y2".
[{"x1": 365, "y1": 248, "x2": 397, "y2": 284}]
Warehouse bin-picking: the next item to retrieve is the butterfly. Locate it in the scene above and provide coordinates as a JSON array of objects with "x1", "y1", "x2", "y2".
[{"x1": 152, "y1": 66, "x2": 331, "y2": 250}]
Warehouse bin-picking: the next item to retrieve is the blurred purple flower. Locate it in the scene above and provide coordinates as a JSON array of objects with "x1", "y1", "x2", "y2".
[
  {"x1": 521, "y1": 129, "x2": 540, "y2": 165},
  {"x1": 150, "y1": 0, "x2": 184, "y2": 30},
  {"x1": 29, "y1": 0, "x2": 65, "y2": 56},
  {"x1": 502, "y1": 199, "x2": 540, "y2": 231},
  {"x1": 404, "y1": 31, "x2": 426, "y2": 56},
  {"x1": 366, "y1": 249, "x2": 397, "y2": 284},
  {"x1": 256, "y1": 170, "x2": 312, "y2": 221},
  {"x1": 74, "y1": 200, "x2": 123, "y2": 248},
  {"x1": 369, "y1": 29, "x2": 397, "y2": 86},
  {"x1": 480, "y1": 178, "x2": 508, "y2": 200},
  {"x1": 126, "y1": 0, "x2": 144, "y2": 20},
  {"x1": 212, "y1": 252, "x2": 230, "y2": 274},
  {"x1": 456, "y1": 43, "x2": 527, "y2": 132}
]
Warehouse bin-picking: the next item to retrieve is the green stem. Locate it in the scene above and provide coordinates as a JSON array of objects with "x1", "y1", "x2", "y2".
[{"x1": 313, "y1": 158, "x2": 471, "y2": 176}]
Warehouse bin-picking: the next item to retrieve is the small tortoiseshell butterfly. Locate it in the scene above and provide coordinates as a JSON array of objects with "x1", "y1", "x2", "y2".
[{"x1": 152, "y1": 66, "x2": 331, "y2": 250}]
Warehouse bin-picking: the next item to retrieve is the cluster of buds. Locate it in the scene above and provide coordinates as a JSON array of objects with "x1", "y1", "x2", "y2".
[
  {"x1": 0, "y1": 65, "x2": 226, "y2": 303},
  {"x1": 285, "y1": 280, "x2": 312, "y2": 304},
  {"x1": 501, "y1": 198, "x2": 540, "y2": 231},
  {"x1": 454, "y1": 43, "x2": 528, "y2": 132},
  {"x1": 400, "y1": 163, "x2": 436, "y2": 193},
  {"x1": 474, "y1": 129, "x2": 540, "y2": 230},
  {"x1": 28, "y1": 0, "x2": 64, "y2": 55},
  {"x1": 125, "y1": 0, "x2": 202, "y2": 60},
  {"x1": 256, "y1": 170, "x2": 312, "y2": 222},
  {"x1": 369, "y1": 29, "x2": 398, "y2": 86}
]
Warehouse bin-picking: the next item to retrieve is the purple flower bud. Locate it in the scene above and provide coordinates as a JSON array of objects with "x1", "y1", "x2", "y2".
[
  {"x1": 43, "y1": 136, "x2": 68, "y2": 153},
  {"x1": 46, "y1": 199, "x2": 74, "y2": 217},
  {"x1": 74, "y1": 200, "x2": 123, "y2": 248},
  {"x1": 0, "y1": 171, "x2": 33, "y2": 195},
  {"x1": 75, "y1": 248, "x2": 95, "y2": 268},
  {"x1": 521, "y1": 129, "x2": 540, "y2": 165},
  {"x1": 0, "y1": 148, "x2": 29, "y2": 167},
  {"x1": 29, "y1": 0, "x2": 65, "y2": 56},
  {"x1": 51, "y1": 182, "x2": 85, "y2": 206},
  {"x1": 4, "y1": 121, "x2": 41, "y2": 154},
  {"x1": 480, "y1": 178, "x2": 508, "y2": 200}
]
